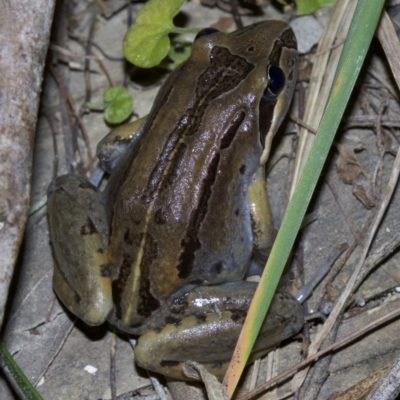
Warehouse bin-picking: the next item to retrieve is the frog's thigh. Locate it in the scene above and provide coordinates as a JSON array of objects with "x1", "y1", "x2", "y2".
[
  {"x1": 248, "y1": 166, "x2": 276, "y2": 265},
  {"x1": 47, "y1": 175, "x2": 112, "y2": 326},
  {"x1": 134, "y1": 284, "x2": 303, "y2": 381}
]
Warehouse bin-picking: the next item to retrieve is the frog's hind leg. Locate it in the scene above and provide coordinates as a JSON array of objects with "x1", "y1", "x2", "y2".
[
  {"x1": 47, "y1": 174, "x2": 112, "y2": 326},
  {"x1": 134, "y1": 282, "x2": 303, "y2": 381}
]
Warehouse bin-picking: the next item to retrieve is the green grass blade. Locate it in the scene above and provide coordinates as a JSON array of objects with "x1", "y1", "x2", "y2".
[
  {"x1": 223, "y1": 0, "x2": 385, "y2": 397},
  {"x1": 0, "y1": 339, "x2": 44, "y2": 400}
]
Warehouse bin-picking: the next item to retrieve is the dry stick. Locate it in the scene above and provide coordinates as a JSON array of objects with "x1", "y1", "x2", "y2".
[
  {"x1": 44, "y1": 112, "x2": 60, "y2": 181},
  {"x1": 296, "y1": 244, "x2": 348, "y2": 305},
  {"x1": 230, "y1": 0, "x2": 243, "y2": 30},
  {"x1": 50, "y1": 64, "x2": 76, "y2": 172},
  {"x1": 237, "y1": 306, "x2": 400, "y2": 400},
  {"x1": 353, "y1": 232, "x2": 400, "y2": 293},
  {"x1": 88, "y1": 40, "x2": 125, "y2": 62},
  {"x1": 344, "y1": 116, "x2": 400, "y2": 129},
  {"x1": 49, "y1": 64, "x2": 94, "y2": 172},
  {"x1": 52, "y1": 0, "x2": 76, "y2": 173},
  {"x1": 83, "y1": 16, "x2": 95, "y2": 105},
  {"x1": 373, "y1": 101, "x2": 387, "y2": 189},
  {"x1": 289, "y1": 115, "x2": 317, "y2": 134},
  {"x1": 49, "y1": 44, "x2": 102, "y2": 61},
  {"x1": 69, "y1": 34, "x2": 125, "y2": 62},
  {"x1": 45, "y1": 294, "x2": 57, "y2": 324},
  {"x1": 381, "y1": 266, "x2": 400, "y2": 285},
  {"x1": 367, "y1": 68, "x2": 400, "y2": 101},
  {"x1": 148, "y1": 375, "x2": 169, "y2": 400},
  {"x1": 67, "y1": 93, "x2": 94, "y2": 170},
  {"x1": 110, "y1": 333, "x2": 117, "y2": 400},
  {"x1": 95, "y1": 58, "x2": 114, "y2": 87},
  {"x1": 77, "y1": 15, "x2": 98, "y2": 173},
  {"x1": 74, "y1": 38, "x2": 115, "y2": 92}
]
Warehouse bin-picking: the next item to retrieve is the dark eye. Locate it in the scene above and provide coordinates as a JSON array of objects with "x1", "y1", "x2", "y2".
[
  {"x1": 267, "y1": 65, "x2": 285, "y2": 96},
  {"x1": 194, "y1": 28, "x2": 219, "y2": 40}
]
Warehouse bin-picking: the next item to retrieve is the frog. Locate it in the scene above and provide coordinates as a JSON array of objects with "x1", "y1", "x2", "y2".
[{"x1": 47, "y1": 20, "x2": 301, "y2": 381}]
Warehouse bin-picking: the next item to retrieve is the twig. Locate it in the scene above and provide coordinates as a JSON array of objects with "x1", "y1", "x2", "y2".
[
  {"x1": 344, "y1": 116, "x2": 400, "y2": 130},
  {"x1": 230, "y1": 0, "x2": 243, "y2": 30},
  {"x1": 51, "y1": 0, "x2": 77, "y2": 173},
  {"x1": 49, "y1": 64, "x2": 94, "y2": 173},
  {"x1": 354, "y1": 233, "x2": 400, "y2": 293},
  {"x1": 289, "y1": 114, "x2": 317, "y2": 134},
  {"x1": 110, "y1": 334, "x2": 117, "y2": 400}
]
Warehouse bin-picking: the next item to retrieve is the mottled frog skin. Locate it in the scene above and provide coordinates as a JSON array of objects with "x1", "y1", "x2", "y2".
[{"x1": 47, "y1": 20, "x2": 301, "y2": 380}]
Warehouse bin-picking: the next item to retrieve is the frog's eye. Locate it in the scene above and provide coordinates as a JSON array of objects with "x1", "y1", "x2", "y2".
[
  {"x1": 194, "y1": 28, "x2": 219, "y2": 40},
  {"x1": 266, "y1": 65, "x2": 285, "y2": 97}
]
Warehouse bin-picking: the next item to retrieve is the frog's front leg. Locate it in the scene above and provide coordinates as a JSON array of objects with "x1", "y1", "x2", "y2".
[
  {"x1": 96, "y1": 116, "x2": 146, "y2": 173},
  {"x1": 134, "y1": 282, "x2": 303, "y2": 380},
  {"x1": 248, "y1": 166, "x2": 277, "y2": 267},
  {"x1": 47, "y1": 174, "x2": 112, "y2": 325}
]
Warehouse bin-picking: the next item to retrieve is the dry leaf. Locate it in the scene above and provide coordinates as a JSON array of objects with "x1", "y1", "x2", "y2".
[
  {"x1": 335, "y1": 142, "x2": 377, "y2": 208},
  {"x1": 353, "y1": 173, "x2": 377, "y2": 209}
]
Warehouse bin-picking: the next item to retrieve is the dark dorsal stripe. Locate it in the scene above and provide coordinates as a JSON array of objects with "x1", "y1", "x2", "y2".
[
  {"x1": 143, "y1": 46, "x2": 254, "y2": 202},
  {"x1": 176, "y1": 111, "x2": 246, "y2": 279}
]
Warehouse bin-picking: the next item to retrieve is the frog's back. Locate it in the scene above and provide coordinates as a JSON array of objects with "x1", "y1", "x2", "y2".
[{"x1": 105, "y1": 21, "x2": 296, "y2": 328}]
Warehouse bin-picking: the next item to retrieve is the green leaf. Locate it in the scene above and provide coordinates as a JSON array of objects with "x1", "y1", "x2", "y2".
[
  {"x1": 297, "y1": 0, "x2": 337, "y2": 15},
  {"x1": 136, "y1": 0, "x2": 186, "y2": 25},
  {"x1": 123, "y1": 0, "x2": 187, "y2": 68},
  {"x1": 0, "y1": 339, "x2": 44, "y2": 400},
  {"x1": 103, "y1": 87, "x2": 133, "y2": 124},
  {"x1": 124, "y1": 25, "x2": 171, "y2": 68}
]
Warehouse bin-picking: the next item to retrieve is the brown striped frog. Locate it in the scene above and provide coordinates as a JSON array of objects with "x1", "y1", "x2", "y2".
[{"x1": 47, "y1": 20, "x2": 301, "y2": 380}]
